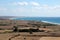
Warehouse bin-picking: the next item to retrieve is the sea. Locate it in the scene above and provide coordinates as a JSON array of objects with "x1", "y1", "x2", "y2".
[{"x1": 12, "y1": 17, "x2": 60, "y2": 25}]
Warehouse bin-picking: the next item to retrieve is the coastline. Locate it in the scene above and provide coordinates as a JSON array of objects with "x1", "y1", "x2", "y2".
[
  {"x1": 9, "y1": 17, "x2": 60, "y2": 25},
  {"x1": 42, "y1": 21, "x2": 60, "y2": 25}
]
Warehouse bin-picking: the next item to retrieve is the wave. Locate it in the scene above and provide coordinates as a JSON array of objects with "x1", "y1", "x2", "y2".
[
  {"x1": 9, "y1": 17, "x2": 60, "y2": 25},
  {"x1": 42, "y1": 21, "x2": 60, "y2": 25}
]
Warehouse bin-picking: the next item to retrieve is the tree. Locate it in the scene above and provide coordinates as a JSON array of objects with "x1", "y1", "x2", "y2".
[
  {"x1": 43, "y1": 25, "x2": 46, "y2": 28},
  {"x1": 13, "y1": 26, "x2": 18, "y2": 32}
]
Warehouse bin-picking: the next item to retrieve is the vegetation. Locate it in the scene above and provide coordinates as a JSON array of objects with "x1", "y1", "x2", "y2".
[
  {"x1": 0, "y1": 28, "x2": 4, "y2": 30},
  {"x1": 13, "y1": 26, "x2": 18, "y2": 32},
  {"x1": 0, "y1": 24, "x2": 9, "y2": 26},
  {"x1": 43, "y1": 23, "x2": 57, "y2": 26}
]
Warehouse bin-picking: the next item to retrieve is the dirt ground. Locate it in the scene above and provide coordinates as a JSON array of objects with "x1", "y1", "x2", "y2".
[{"x1": 0, "y1": 32, "x2": 60, "y2": 40}]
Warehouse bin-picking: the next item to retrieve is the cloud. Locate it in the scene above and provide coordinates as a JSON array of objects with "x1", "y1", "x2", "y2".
[
  {"x1": 18, "y1": 2, "x2": 28, "y2": 6},
  {"x1": 30, "y1": 2, "x2": 40, "y2": 6},
  {"x1": 1, "y1": 2, "x2": 60, "y2": 17},
  {"x1": 5, "y1": 2, "x2": 60, "y2": 13},
  {"x1": 0, "y1": 7, "x2": 8, "y2": 13},
  {"x1": 33, "y1": 4, "x2": 60, "y2": 10},
  {"x1": 0, "y1": 8, "x2": 7, "y2": 11},
  {"x1": 10, "y1": 7, "x2": 31, "y2": 13},
  {"x1": 31, "y1": 4, "x2": 60, "y2": 13},
  {"x1": 12, "y1": 2, "x2": 28, "y2": 6},
  {"x1": 12, "y1": 2, "x2": 40, "y2": 6},
  {"x1": 9, "y1": 3, "x2": 60, "y2": 14}
]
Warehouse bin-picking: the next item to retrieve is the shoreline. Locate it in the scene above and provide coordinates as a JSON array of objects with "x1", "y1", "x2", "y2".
[
  {"x1": 42, "y1": 21, "x2": 60, "y2": 25},
  {"x1": 9, "y1": 17, "x2": 60, "y2": 25}
]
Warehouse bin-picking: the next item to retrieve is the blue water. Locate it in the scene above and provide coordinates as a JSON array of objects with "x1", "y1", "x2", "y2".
[{"x1": 13, "y1": 17, "x2": 60, "y2": 24}]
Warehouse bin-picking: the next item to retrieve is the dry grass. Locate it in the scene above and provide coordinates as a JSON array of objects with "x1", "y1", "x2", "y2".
[
  {"x1": 40, "y1": 37, "x2": 60, "y2": 40},
  {"x1": 0, "y1": 32, "x2": 60, "y2": 40},
  {"x1": 0, "y1": 20, "x2": 60, "y2": 40}
]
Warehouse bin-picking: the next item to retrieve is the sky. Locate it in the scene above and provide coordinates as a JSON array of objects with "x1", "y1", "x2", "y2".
[{"x1": 0, "y1": 0, "x2": 60, "y2": 17}]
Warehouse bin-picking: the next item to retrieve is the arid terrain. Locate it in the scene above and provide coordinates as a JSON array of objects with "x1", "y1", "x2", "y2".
[
  {"x1": 0, "y1": 32, "x2": 60, "y2": 40},
  {"x1": 0, "y1": 19, "x2": 60, "y2": 40}
]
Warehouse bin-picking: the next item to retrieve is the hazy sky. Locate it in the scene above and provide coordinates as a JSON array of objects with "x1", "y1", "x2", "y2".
[{"x1": 0, "y1": 0, "x2": 60, "y2": 17}]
